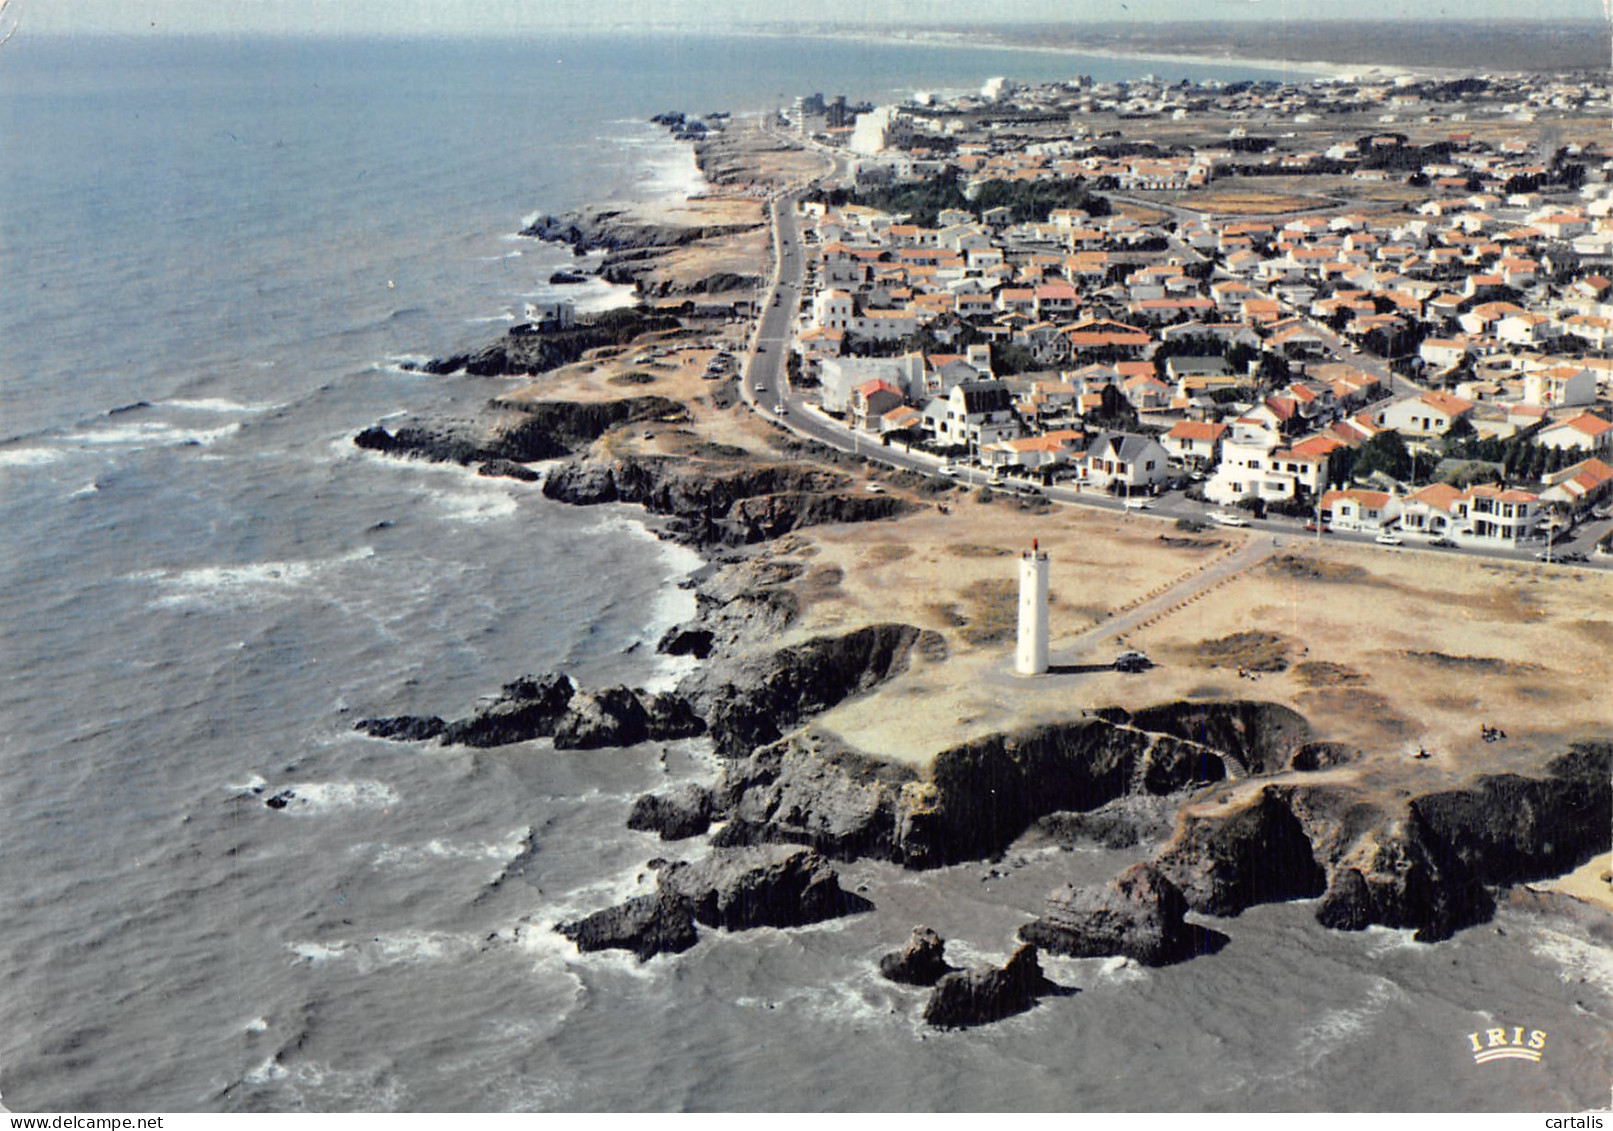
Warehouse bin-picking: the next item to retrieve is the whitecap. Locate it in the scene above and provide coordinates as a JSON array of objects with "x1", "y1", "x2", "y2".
[
  {"x1": 162, "y1": 397, "x2": 282, "y2": 414},
  {"x1": 133, "y1": 547, "x2": 375, "y2": 610},
  {"x1": 68, "y1": 420, "x2": 242, "y2": 448},
  {"x1": 432, "y1": 487, "x2": 520, "y2": 524},
  {"x1": 274, "y1": 779, "x2": 398, "y2": 814},
  {"x1": 1528, "y1": 923, "x2": 1613, "y2": 997},
  {"x1": 67, "y1": 481, "x2": 99, "y2": 499},
  {"x1": 289, "y1": 941, "x2": 352, "y2": 965},
  {"x1": 0, "y1": 446, "x2": 64, "y2": 468},
  {"x1": 245, "y1": 1018, "x2": 269, "y2": 1035}
]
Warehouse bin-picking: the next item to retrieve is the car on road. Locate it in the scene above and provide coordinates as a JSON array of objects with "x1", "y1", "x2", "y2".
[
  {"x1": 1428, "y1": 537, "x2": 1457, "y2": 548},
  {"x1": 753, "y1": 382, "x2": 766, "y2": 393},
  {"x1": 987, "y1": 474, "x2": 1004, "y2": 487},
  {"x1": 1375, "y1": 532, "x2": 1404, "y2": 545},
  {"x1": 1123, "y1": 498, "x2": 1153, "y2": 510},
  {"x1": 865, "y1": 482, "x2": 885, "y2": 494},
  {"x1": 1017, "y1": 485, "x2": 1044, "y2": 499},
  {"x1": 1302, "y1": 520, "x2": 1330, "y2": 533},
  {"x1": 1210, "y1": 511, "x2": 1249, "y2": 527},
  {"x1": 938, "y1": 464, "x2": 959, "y2": 477},
  {"x1": 1113, "y1": 651, "x2": 1152, "y2": 673},
  {"x1": 774, "y1": 403, "x2": 788, "y2": 416}
]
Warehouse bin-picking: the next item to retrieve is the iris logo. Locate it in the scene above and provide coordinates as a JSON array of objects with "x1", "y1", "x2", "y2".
[{"x1": 1466, "y1": 1025, "x2": 1547, "y2": 1065}]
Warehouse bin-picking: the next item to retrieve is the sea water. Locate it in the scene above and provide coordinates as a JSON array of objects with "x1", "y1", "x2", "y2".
[{"x1": 1, "y1": 32, "x2": 1607, "y2": 1112}]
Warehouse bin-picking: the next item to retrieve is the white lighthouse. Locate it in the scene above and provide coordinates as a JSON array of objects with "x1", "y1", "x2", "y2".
[{"x1": 1016, "y1": 539, "x2": 1050, "y2": 676}]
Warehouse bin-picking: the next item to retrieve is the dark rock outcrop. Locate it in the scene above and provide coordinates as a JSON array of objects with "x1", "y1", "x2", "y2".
[
  {"x1": 556, "y1": 890, "x2": 698, "y2": 961},
  {"x1": 440, "y1": 673, "x2": 576, "y2": 748},
  {"x1": 627, "y1": 784, "x2": 715, "y2": 841},
  {"x1": 685, "y1": 623, "x2": 943, "y2": 759},
  {"x1": 1315, "y1": 809, "x2": 1493, "y2": 942},
  {"x1": 658, "y1": 845, "x2": 874, "y2": 931},
  {"x1": 1018, "y1": 862, "x2": 1204, "y2": 966},
  {"x1": 1153, "y1": 787, "x2": 1327, "y2": 916},
  {"x1": 713, "y1": 732, "x2": 918, "y2": 860},
  {"x1": 542, "y1": 452, "x2": 913, "y2": 548},
  {"x1": 879, "y1": 926, "x2": 955, "y2": 986},
  {"x1": 552, "y1": 686, "x2": 652, "y2": 750},
  {"x1": 922, "y1": 945, "x2": 1054, "y2": 1029},
  {"x1": 356, "y1": 715, "x2": 447, "y2": 742},
  {"x1": 355, "y1": 396, "x2": 684, "y2": 476},
  {"x1": 413, "y1": 308, "x2": 681, "y2": 377}
]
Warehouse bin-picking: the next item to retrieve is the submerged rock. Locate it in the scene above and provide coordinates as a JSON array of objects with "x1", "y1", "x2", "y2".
[
  {"x1": 922, "y1": 945, "x2": 1054, "y2": 1029},
  {"x1": 879, "y1": 926, "x2": 955, "y2": 986}
]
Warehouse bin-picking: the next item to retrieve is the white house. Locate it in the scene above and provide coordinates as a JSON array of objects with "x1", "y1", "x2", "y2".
[
  {"x1": 933, "y1": 380, "x2": 1019, "y2": 449},
  {"x1": 1204, "y1": 420, "x2": 1300, "y2": 506},
  {"x1": 1320, "y1": 488, "x2": 1398, "y2": 533},
  {"x1": 1523, "y1": 366, "x2": 1597, "y2": 409},
  {"x1": 1537, "y1": 412, "x2": 1613, "y2": 455},
  {"x1": 1375, "y1": 391, "x2": 1475, "y2": 438},
  {"x1": 1161, "y1": 420, "x2": 1227, "y2": 470},
  {"x1": 1080, "y1": 431, "x2": 1171, "y2": 492}
]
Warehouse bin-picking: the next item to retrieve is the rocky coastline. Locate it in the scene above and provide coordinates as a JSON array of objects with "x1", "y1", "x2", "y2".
[{"x1": 350, "y1": 118, "x2": 1612, "y2": 1032}]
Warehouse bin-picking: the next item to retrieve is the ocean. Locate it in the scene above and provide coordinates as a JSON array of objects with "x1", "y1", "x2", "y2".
[{"x1": 0, "y1": 31, "x2": 1607, "y2": 1113}]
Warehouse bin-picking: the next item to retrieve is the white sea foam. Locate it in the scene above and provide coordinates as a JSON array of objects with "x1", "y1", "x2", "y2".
[
  {"x1": 245, "y1": 1017, "x2": 269, "y2": 1034},
  {"x1": 477, "y1": 249, "x2": 523, "y2": 262},
  {"x1": 0, "y1": 447, "x2": 64, "y2": 468},
  {"x1": 466, "y1": 311, "x2": 517, "y2": 324},
  {"x1": 432, "y1": 487, "x2": 520, "y2": 524},
  {"x1": 369, "y1": 827, "x2": 531, "y2": 870},
  {"x1": 69, "y1": 420, "x2": 242, "y2": 448},
  {"x1": 276, "y1": 778, "x2": 399, "y2": 814},
  {"x1": 135, "y1": 547, "x2": 376, "y2": 610},
  {"x1": 67, "y1": 481, "x2": 99, "y2": 499},
  {"x1": 243, "y1": 1057, "x2": 289, "y2": 1085},
  {"x1": 1528, "y1": 923, "x2": 1613, "y2": 997},
  {"x1": 162, "y1": 397, "x2": 282, "y2": 414},
  {"x1": 289, "y1": 941, "x2": 352, "y2": 965}
]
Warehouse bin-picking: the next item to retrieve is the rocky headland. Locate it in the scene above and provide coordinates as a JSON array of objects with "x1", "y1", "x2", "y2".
[{"x1": 353, "y1": 111, "x2": 1612, "y2": 1029}]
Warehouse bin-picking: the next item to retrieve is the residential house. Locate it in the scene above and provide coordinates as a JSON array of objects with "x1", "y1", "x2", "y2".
[
  {"x1": 1320, "y1": 488, "x2": 1398, "y2": 533},
  {"x1": 1537, "y1": 412, "x2": 1613, "y2": 455},
  {"x1": 1375, "y1": 391, "x2": 1475, "y2": 438},
  {"x1": 1161, "y1": 420, "x2": 1227, "y2": 470},
  {"x1": 1080, "y1": 431, "x2": 1171, "y2": 492}
]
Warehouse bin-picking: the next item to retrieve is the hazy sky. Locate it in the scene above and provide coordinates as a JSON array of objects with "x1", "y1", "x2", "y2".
[{"x1": 17, "y1": 0, "x2": 1611, "y2": 36}]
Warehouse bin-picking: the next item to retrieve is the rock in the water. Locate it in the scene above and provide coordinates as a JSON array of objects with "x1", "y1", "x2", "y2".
[
  {"x1": 556, "y1": 890, "x2": 698, "y2": 961},
  {"x1": 1018, "y1": 862, "x2": 1200, "y2": 966},
  {"x1": 441, "y1": 672, "x2": 575, "y2": 747},
  {"x1": 553, "y1": 685, "x2": 652, "y2": 749},
  {"x1": 659, "y1": 845, "x2": 873, "y2": 931},
  {"x1": 476, "y1": 458, "x2": 540, "y2": 482},
  {"x1": 627, "y1": 784, "x2": 716, "y2": 841},
  {"x1": 922, "y1": 945, "x2": 1053, "y2": 1029},
  {"x1": 356, "y1": 715, "x2": 447, "y2": 742},
  {"x1": 879, "y1": 926, "x2": 955, "y2": 986}
]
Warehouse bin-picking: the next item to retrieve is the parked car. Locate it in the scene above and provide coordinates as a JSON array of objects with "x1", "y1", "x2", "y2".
[
  {"x1": 1113, "y1": 651, "x2": 1152, "y2": 673},
  {"x1": 1302, "y1": 520, "x2": 1330, "y2": 533},
  {"x1": 865, "y1": 482, "x2": 885, "y2": 494},
  {"x1": 1210, "y1": 511, "x2": 1249, "y2": 527},
  {"x1": 1124, "y1": 498, "x2": 1154, "y2": 510},
  {"x1": 1375, "y1": 532, "x2": 1404, "y2": 545},
  {"x1": 1428, "y1": 537, "x2": 1456, "y2": 548}
]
